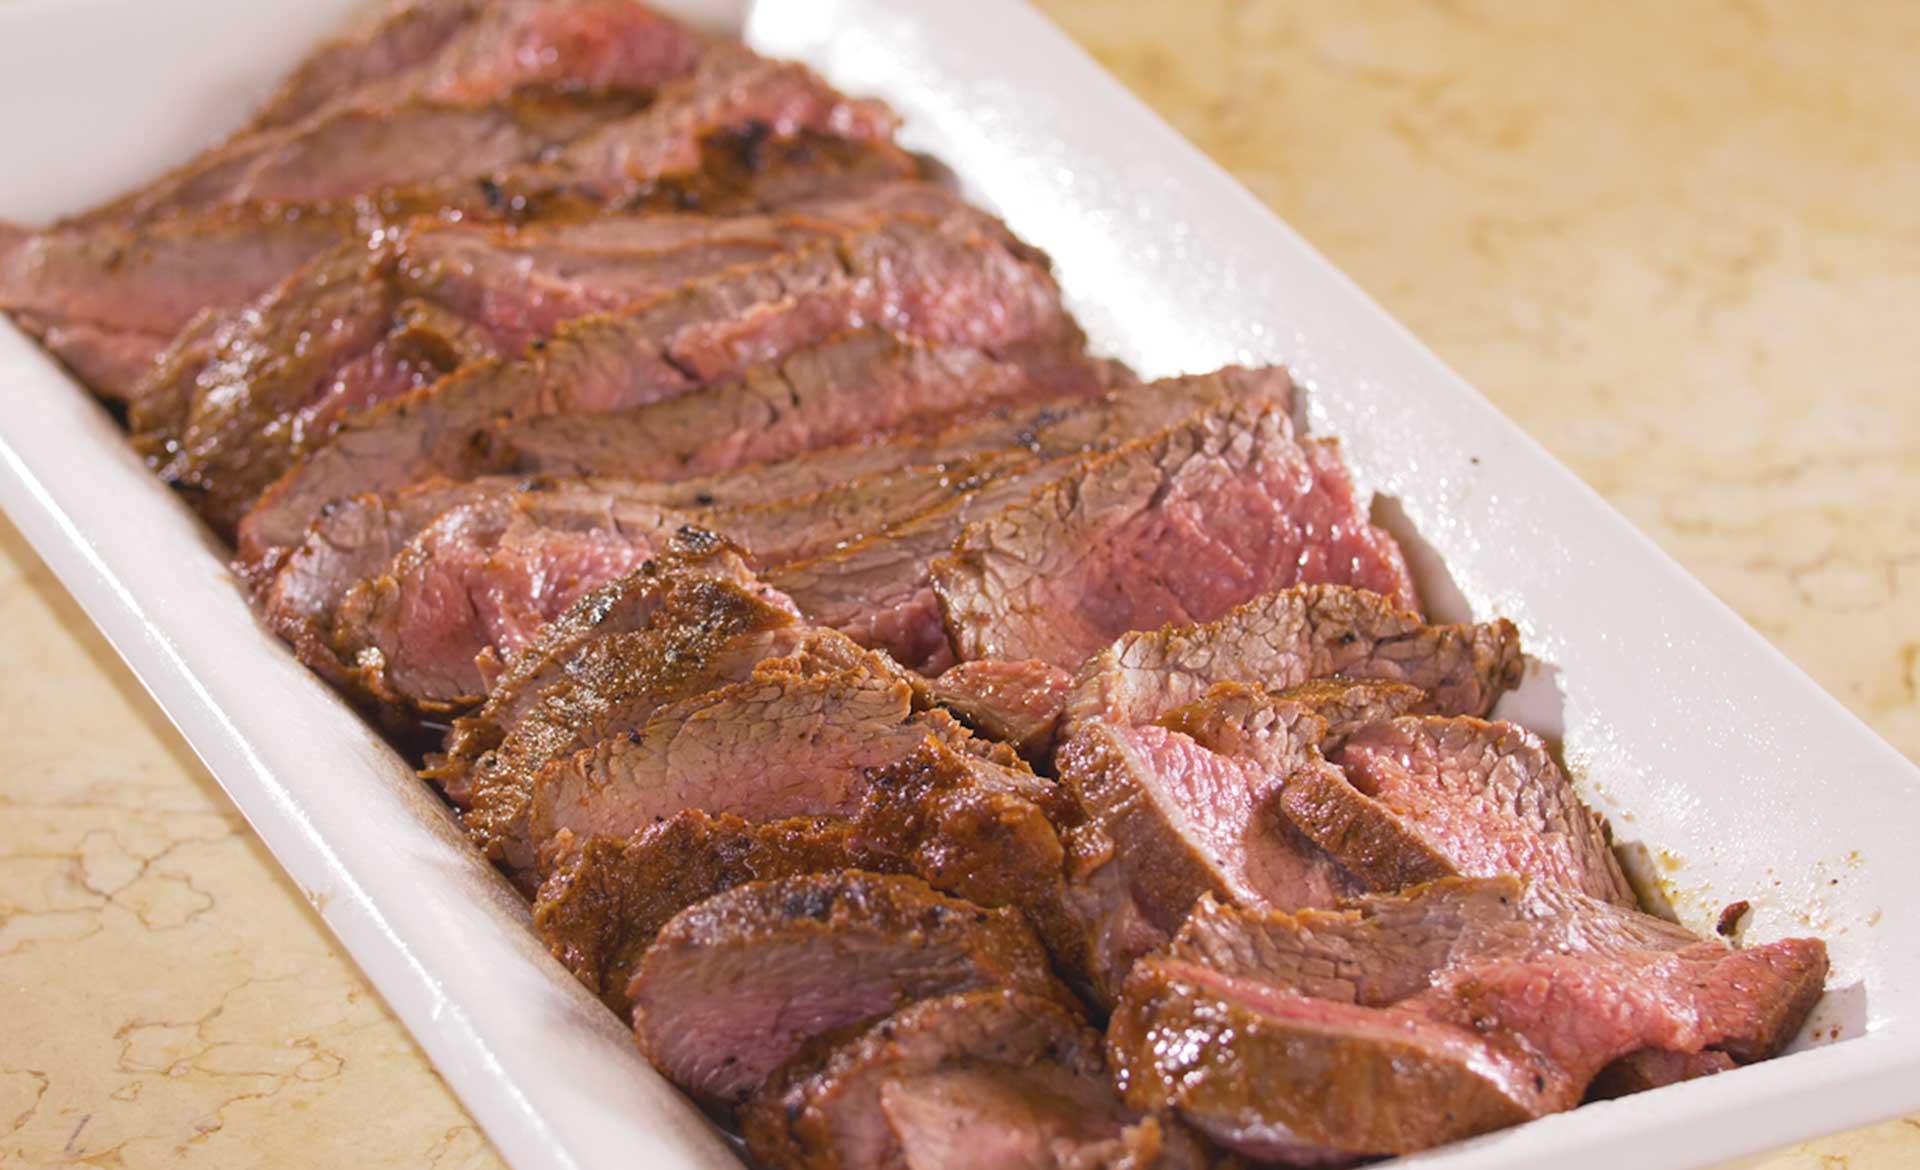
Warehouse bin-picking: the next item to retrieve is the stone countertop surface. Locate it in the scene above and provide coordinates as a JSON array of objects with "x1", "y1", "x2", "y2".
[{"x1": 2, "y1": 0, "x2": 1916, "y2": 1167}]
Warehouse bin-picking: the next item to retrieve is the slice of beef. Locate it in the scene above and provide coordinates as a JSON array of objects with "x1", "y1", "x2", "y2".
[
  {"x1": 237, "y1": 192, "x2": 1082, "y2": 560},
  {"x1": 1111, "y1": 880, "x2": 1828, "y2": 1160},
  {"x1": 144, "y1": 191, "x2": 983, "y2": 535},
  {"x1": 1588, "y1": 1049, "x2": 1739, "y2": 1100},
  {"x1": 250, "y1": 0, "x2": 705, "y2": 127},
  {"x1": 501, "y1": 42, "x2": 896, "y2": 207},
  {"x1": 933, "y1": 397, "x2": 1419, "y2": 670},
  {"x1": 1063, "y1": 584, "x2": 1524, "y2": 740},
  {"x1": 528, "y1": 668, "x2": 928, "y2": 848},
  {"x1": 926, "y1": 659, "x2": 1075, "y2": 762},
  {"x1": 501, "y1": 329, "x2": 1115, "y2": 482},
  {"x1": 1161, "y1": 678, "x2": 1425, "y2": 754},
  {"x1": 96, "y1": 89, "x2": 651, "y2": 231},
  {"x1": 322, "y1": 484, "x2": 701, "y2": 712},
  {"x1": 744, "y1": 990, "x2": 1198, "y2": 1170},
  {"x1": 459, "y1": 577, "x2": 901, "y2": 880},
  {"x1": 631, "y1": 872, "x2": 1074, "y2": 1112},
  {"x1": 0, "y1": 206, "x2": 348, "y2": 401},
  {"x1": 1054, "y1": 714, "x2": 1360, "y2": 1002},
  {"x1": 532, "y1": 734, "x2": 1071, "y2": 1018},
  {"x1": 1283, "y1": 716, "x2": 1638, "y2": 905},
  {"x1": 424, "y1": 530, "x2": 784, "y2": 801}
]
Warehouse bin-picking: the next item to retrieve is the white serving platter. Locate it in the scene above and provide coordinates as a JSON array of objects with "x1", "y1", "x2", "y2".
[{"x1": 1, "y1": 2, "x2": 1915, "y2": 1169}]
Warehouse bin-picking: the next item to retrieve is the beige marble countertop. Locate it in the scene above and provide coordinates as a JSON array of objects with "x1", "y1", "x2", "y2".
[{"x1": 3, "y1": 1, "x2": 1917, "y2": 1167}]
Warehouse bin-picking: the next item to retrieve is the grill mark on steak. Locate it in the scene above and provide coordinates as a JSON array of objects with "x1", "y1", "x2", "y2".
[
  {"x1": 631, "y1": 871, "x2": 1076, "y2": 1113},
  {"x1": 1062, "y1": 584, "x2": 1525, "y2": 742},
  {"x1": 933, "y1": 397, "x2": 1420, "y2": 671},
  {"x1": 237, "y1": 193, "x2": 1083, "y2": 560},
  {"x1": 1112, "y1": 879, "x2": 1828, "y2": 1160},
  {"x1": 1283, "y1": 715, "x2": 1639, "y2": 906}
]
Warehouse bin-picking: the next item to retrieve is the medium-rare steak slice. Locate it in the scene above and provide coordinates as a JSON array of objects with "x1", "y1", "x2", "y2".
[
  {"x1": 1063, "y1": 584, "x2": 1525, "y2": 740},
  {"x1": 244, "y1": 0, "x2": 705, "y2": 133},
  {"x1": 933, "y1": 398, "x2": 1418, "y2": 670},
  {"x1": 1054, "y1": 713, "x2": 1360, "y2": 1001},
  {"x1": 501, "y1": 329, "x2": 1114, "y2": 482},
  {"x1": 744, "y1": 990, "x2": 1202, "y2": 1170},
  {"x1": 323, "y1": 485, "x2": 701, "y2": 712},
  {"x1": 533, "y1": 735, "x2": 1071, "y2": 1017},
  {"x1": 631, "y1": 872, "x2": 1074, "y2": 1112},
  {"x1": 460, "y1": 576, "x2": 903, "y2": 880},
  {"x1": 1110, "y1": 879, "x2": 1828, "y2": 1160},
  {"x1": 1161, "y1": 678, "x2": 1425, "y2": 754},
  {"x1": 238, "y1": 193, "x2": 1083, "y2": 559},
  {"x1": 0, "y1": 206, "x2": 347, "y2": 402},
  {"x1": 925, "y1": 659, "x2": 1075, "y2": 762},
  {"x1": 1283, "y1": 716, "x2": 1638, "y2": 905},
  {"x1": 424, "y1": 531, "x2": 786, "y2": 801}
]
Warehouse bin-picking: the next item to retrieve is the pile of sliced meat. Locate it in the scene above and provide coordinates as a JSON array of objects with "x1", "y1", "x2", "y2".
[{"x1": 0, "y1": 1, "x2": 1829, "y2": 1166}]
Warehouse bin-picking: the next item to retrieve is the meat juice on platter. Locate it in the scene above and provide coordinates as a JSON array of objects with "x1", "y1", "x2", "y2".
[{"x1": 0, "y1": 1, "x2": 1828, "y2": 1166}]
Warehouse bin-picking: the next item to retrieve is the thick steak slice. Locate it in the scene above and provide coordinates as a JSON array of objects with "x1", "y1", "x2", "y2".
[
  {"x1": 744, "y1": 990, "x2": 1200, "y2": 1170},
  {"x1": 502, "y1": 330, "x2": 1114, "y2": 482},
  {"x1": 1284, "y1": 716, "x2": 1637, "y2": 905},
  {"x1": 528, "y1": 669, "x2": 928, "y2": 847},
  {"x1": 1063, "y1": 584, "x2": 1525, "y2": 740},
  {"x1": 926, "y1": 659, "x2": 1075, "y2": 762},
  {"x1": 933, "y1": 398, "x2": 1418, "y2": 670},
  {"x1": 238, "y1": 197, "x2": 1081, "y2": 559},
  {"x1": 1054, "y1": 716, "x2": 1359, "y2": 1002},
  {"x1": 252, "y1": 0, "x2": 704, "y2": 129},
  {"x1": 424, "y1": 531, "x2": 784, "y2": 800},
  {"x1": 631, "y1": 872, "x2": 1074, "y2": 1112},
  {"x1": 533, "y1": 735, "x2": 1071, "y2": 1017},
  {"x1": 323, "y1": 485, "x2": 700, "y2": 712},
  {"x1": 1112, "y1": 880, "x2": 1828, "y2": 1160},
  {"x1": 0, "y1": 207, "x2": 347, "y2": 402}
]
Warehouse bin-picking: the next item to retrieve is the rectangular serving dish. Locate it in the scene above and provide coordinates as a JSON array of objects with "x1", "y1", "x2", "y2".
[{"x1": 2, "y1": 2, "x2": 1915, "y2": 1168}]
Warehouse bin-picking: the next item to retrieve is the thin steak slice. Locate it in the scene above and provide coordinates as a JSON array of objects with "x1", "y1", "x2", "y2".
[
  {"x1": 1283, "y1": 715, "x2": 1638, "y2": 905},
  {"x1": 743, "y1": 990, "x2": 1203, "y2": 1170},
  {"x1": 1161, "y1": 678, "x2": 1426, "y2": 754},
  {"x1": 631, "y1": 872, "x2": 1075, "y2": 1112},
  {"x1": 1110, "y1": 879, "x2": 1828, "y2": 1161},
  {"x1": 322, "y1": 484, "x2": 701, "y2": 712},
  {"x1": 1063, "y1": 584, "x2": 1525, "y2": 741},
  {"x1": 1054, "y1": 711, "x2": 1360, "y2": 1002},
  {"x1": 238, "y1": 194, "x2": 1082, "y2": 559},
  {"x1": 932, "y1": 397, "x2": 1418, "y2": 670},
  {"x1": 0, "y1": 206, "x2": 348, "y2": 402},
  {"x1": 500, "y1": 329, "x2": 1115, "y2": 482},
  {"x1": 533, "y1": 735, "x2": 1071, "y2": 1018}
]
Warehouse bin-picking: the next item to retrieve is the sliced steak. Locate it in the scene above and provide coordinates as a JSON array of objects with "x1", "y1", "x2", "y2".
[
  {"x1": 528, "y1": 668, "x2": 928, "y2": 848},
  {"x1": 0, "y1": 206, "x2": 347, "y2": 401},
  {"x1": 238, "y1": 192, "x2": 1082, "y2": 560},
  {"x1": 933, "y1": 397, "x2": 1418, "y2": 670},
  {"x1": 254, "y1": 0, "x2": 704, "y2": 128},
  {"x1": 631, "y1": 872, "x2": 1074, "y2": 1112},
  {"x1": 1161, "y1": 678, "x2": 1425, "y2": 754},
  {"x1": 502, "y1": 329, "x2": 1114, "y2": 482},
  {"x1": 1283, "y1": 716, "x2": 1637, "y2": 905},
  {"x1": 323, "y1": 484, "x2": 701, "y2": 712},
  {"x1": 424, "y1": 531, "x2": 785, "y2": 801},
  {"x1": 744, "y1": 990, "x2": 1196, "y2": 1170},
  {"x1": 533, "y1": 735, "x2": 1070, "y2": 1017},
  {"x1": 1063, "y1": 584, "x2": 1524, "y2": 740},
  {"x1": 926, "y1": 659, "x2": 1075, "y2": 762},
  {"x1": 1111, "y1": 879, "x2": 1828, "y2": 1160},
  {"x1": 533, "y1": 811, "x2": 901, "y2": 1014},
  {"x1": 459, "y1": 576, "x2": 900, "y2": 880},
  {"x1": 1054, "y1": 714, "x2": 1359, "y2": 1002}
]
